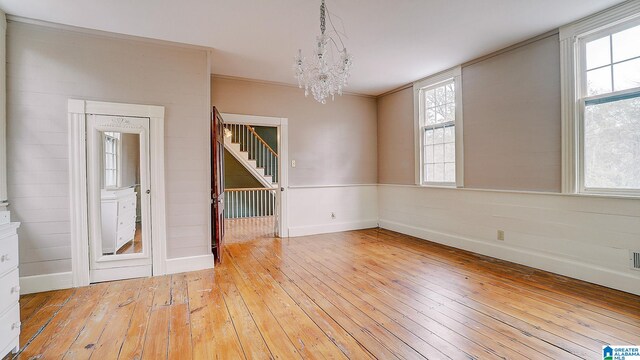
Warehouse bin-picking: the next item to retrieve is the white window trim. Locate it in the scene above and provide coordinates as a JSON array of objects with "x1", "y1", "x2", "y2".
[
  {"x1": 103, "y1": 132, "x2": 122, "y2": 189},
  {"x1": 413, "y1": 66, "x2": 464, "y2": 187},
  {"x1": 560, "y1": 0, "x2": 640, "y2": 196}
]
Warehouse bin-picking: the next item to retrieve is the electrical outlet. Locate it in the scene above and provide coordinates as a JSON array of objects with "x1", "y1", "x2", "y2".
[
  {"x1": 497, "y1": 230, "x2": 505, "y2": 241},
  {"x1": 330, "y1": 212, "x2": 336, "y2": 220},
  {"x1": 291, "y1": 160, "x2": 296, "y2": 168}
]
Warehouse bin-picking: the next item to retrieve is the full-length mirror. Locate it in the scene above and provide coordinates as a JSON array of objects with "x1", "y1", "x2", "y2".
[
  {"x1": 99, "y1": 131, "x2": 143, "y2": 255},
  {"x1": 75, "y1": 105, "x2": 159, "y2": 285}
]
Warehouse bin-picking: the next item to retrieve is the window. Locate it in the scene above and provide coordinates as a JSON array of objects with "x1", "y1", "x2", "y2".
[
  {"x1": 414, "y1": 67, "x2": 462, "y2": 186},
  {"x1": 561, "y1": 4, "x2": 640, "y2": 196},
  {"x1": 104, "y1": 132, "x2": 120, "y2": 188}
]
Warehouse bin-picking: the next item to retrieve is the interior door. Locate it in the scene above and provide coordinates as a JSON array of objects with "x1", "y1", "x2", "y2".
[
  {"x1": 87, "y1": 114, "x2": 152, "y2": 283},
  {"x1": 211, "y1": 107, "x2": 225, "y2": 262}
]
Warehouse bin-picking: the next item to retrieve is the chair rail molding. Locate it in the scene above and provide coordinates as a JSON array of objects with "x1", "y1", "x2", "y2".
[{"x1": 68, "y1": 99, "x2": 167, "y2": 287}]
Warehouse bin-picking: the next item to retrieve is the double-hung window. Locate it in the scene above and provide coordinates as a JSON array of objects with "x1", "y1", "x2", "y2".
[
  {"x1": 561, "y1": 3, "x2": 640, "y2": 196},
  {"x1": 104, "y1": 132, "x2": 120, "y2": 188},
  {"x1": 414, "y1": 67, "x2": 463, "y2": 186}
]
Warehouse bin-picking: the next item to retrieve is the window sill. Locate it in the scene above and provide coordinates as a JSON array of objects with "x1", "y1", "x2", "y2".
[
  {"x1": 579, "y1": 189, "x2": 640, "y2": 199},
  {"x1": 419, "y1": 183, "x2": 458, "y2": 189}
]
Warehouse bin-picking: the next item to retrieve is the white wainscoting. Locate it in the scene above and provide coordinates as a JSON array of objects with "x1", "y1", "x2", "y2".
[
  {"x1": 165, "y1": 254, "x2": 214, "y2": 275},
  {"x1": 378, "y1": 184, "x2": 640, "y2": 296},
  {"x1": 288, "y1": 185, "x2": 378, "y2": 237},
  {"x1": 20, "y1": 271, "x2": 73, "y2": 295}
]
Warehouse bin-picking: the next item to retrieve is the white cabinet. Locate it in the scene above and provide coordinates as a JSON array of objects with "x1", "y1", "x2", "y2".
[
  {"x1": 101, "y1": 188, "x2": 137, "y2": 254},
  {"x1": 0, "y1": 218, "x2": 20, "y2": 359}
]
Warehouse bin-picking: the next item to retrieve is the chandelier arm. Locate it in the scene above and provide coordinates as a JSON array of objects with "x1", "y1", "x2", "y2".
[
  {"x1": 328, "y1": 36, "x2": 342, "y2": 55},
  {"x1": 325, "y1": 4, "x2": 347, "y2": 50}
]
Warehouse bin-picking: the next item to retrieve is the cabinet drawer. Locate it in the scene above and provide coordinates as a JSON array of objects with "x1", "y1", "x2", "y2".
[
  {"x1": 118, "y1": 199, "x2": 136, "y2": 214},
  {"x1": 0, "y1": 235, "x2": 18, "y2": 276},
  {"x1": 0, "y1": 268, "x2": 19, "y2": 313},
  {"x1": 0, "y1": 304, "x2": 20, "y2": 350}
]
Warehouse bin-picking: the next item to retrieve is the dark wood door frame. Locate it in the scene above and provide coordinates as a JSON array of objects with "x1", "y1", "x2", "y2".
[{"x1": 211, "y1": 107, "x2": 225, "y2": 262}]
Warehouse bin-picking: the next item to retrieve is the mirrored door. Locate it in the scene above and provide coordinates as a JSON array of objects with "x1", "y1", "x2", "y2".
[{"x1": 87, "y1": 114, "x2": 152, "y2": 283}]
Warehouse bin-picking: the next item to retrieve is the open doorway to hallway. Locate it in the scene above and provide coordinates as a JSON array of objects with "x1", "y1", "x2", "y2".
[{"x1": 223, "y1": 122, "x2": 279, "y2": 243}]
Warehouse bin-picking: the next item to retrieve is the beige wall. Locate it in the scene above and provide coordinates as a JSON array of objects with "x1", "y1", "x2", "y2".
[
  {"x1": 377, "y1": 87, "x2": 415, "y2": 185},
  {"x1": 377, "y1": 35, "x2": 562, "y2": 192},
  {"x1": 7, "y1": 21, "x2": 211, "y2": 276},
  {"x1": 211, "y1": 77, "x2": 378, "y2": 186},
  {"x1": 462, "y1": 34, "x2": 561, "y2": 192}
]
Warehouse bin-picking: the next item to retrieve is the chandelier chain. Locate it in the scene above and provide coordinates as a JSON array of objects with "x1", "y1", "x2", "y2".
[{"x1": 320, "y1": 0, "x2": 326, "y2": 35}]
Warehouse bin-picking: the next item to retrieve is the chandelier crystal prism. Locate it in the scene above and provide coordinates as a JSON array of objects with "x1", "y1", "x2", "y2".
[{"x1": 294, "y1": 0, "x2": 353, "y2": 104}]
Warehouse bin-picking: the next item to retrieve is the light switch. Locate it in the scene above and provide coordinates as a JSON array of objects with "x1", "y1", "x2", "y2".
[{"x1": 291, "y1": 160, "x2": 296, "y2": 168}]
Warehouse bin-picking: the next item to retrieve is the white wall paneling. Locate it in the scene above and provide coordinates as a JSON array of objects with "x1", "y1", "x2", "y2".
[
  {"x1": 19, "y1": 271, "x2": 72, "y2": 295},
  {"x1": 288, "y1": 185, "x2": 378, "y2": 237},
  {"x1": 165, "y1": 254, "x2": 215, "y2": 275},
  {"x1": 7, "y1": 20, "x2": 212, "y2": 286},
  {"x1": 0, "y1": 11, "x2": 7, "y2": 209},
  {"x1": 378, "y1": 184, "x2": 640, "y2": 296}
]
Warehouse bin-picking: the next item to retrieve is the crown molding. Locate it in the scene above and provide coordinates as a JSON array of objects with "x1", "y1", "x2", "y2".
[
  {"x1": 559, "y1": 0, "x2": 640, "y2": 40},
  {"x1": 6, "y1": 15, "x2": 214, "y2": 52}
]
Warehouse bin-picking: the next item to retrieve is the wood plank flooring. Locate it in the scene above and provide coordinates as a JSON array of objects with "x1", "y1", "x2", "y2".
[
  {"x1": 225, "y1": 217, "x2": 275, "y2": 244},
  {"x1": 7, "y1": 226, "x2": 640, "y2": 359}
]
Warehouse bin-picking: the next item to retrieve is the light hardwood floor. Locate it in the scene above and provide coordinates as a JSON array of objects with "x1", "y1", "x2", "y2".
[
  {"x1": 225, "y1": 217, "x2": 275, "y2": 244},
  {"x1": 7, "y1": 226, "x2": 640, "y2": 359}
]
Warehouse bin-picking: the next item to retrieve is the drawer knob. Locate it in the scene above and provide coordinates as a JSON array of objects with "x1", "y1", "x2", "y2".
[
  {"x1": 0, "y1": 254, "x2": 8, "y2": 262},
  {"x1": 11, "y1": 286, "x2": 20, "y2": 294},
  {"x1": 11, "y1": 322, "x2": 20, "y2": 330}
]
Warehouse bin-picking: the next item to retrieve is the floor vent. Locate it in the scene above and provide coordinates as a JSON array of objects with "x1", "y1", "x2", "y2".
[{"x1": 631, "y1": 251, "x2": 640, "y2": 271}]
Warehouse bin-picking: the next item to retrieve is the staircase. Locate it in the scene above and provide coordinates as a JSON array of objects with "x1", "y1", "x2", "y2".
[{"x1": 224, "y1": 123, "x2": 278, "y2": 188}]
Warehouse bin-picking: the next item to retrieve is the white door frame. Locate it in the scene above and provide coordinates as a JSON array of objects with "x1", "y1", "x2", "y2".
[
  {"x1": 221, "y1": 113, "x2": 289, "y2": 237},
  {"x1": 68, "y1": 99, "x2": 167, "y2": 287}
]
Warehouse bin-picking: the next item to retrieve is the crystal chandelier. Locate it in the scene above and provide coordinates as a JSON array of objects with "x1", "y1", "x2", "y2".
[{"x1": 294, "y1": 0, "x2": 353, "y2": 104}]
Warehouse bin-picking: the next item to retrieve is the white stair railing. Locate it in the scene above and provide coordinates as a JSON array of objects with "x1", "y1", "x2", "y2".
[
  {"x1": 224, "y1": 188, "x2": 276, "y2": 219},
  {"x1": 224, "y1": 123, "x2": 278, "y2": 183}
]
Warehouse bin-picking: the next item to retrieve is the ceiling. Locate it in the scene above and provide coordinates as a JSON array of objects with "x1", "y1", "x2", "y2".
[{"x1": 0, "y1": 0, "x2": 627, "y2": 96}]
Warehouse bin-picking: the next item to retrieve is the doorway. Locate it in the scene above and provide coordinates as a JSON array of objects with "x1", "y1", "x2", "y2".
[
  {"x1": 69, "y1": 100, "x2": 167, "y2": 287},
  {"x1": 217, "y1": 113, "x2": 288, "y2": 247}
]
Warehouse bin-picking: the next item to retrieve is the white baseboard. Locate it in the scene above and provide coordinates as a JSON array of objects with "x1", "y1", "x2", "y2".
[
  {"x1": 165, "y1": 254, "x2": 214, "y2": 275},
  {"x1": 288, "y1": 219, "x2": 378, "y2": 238},
  {"x1": 20, "y1": 271, "x2": 73, "y2": 295},
  {"x1": 379, "y1": 219, "x2": 640, "y2": 296}
]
